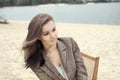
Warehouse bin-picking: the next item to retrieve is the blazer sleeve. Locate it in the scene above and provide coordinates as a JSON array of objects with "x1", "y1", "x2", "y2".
[
  {"x1": 30, "y1": 67, "x2": 53, "y2": 80},
  {"x1": 71, "y1": 38, "x2": 88, "y2": 80}
]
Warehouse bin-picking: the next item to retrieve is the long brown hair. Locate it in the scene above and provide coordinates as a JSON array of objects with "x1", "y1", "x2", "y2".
[{"x1": 22, "y1": 13, "x2": 54, "y2": 68}]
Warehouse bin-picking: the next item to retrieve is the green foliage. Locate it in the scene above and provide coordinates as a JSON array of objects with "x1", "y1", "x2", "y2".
[{"x1": 0, "y1": 0, "x2": 120, "y2": 7}]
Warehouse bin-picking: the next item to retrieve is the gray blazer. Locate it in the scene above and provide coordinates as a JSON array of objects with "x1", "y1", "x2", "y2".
[{"x1": 31, "y1": 37, "x2": 88, "y2": 80}]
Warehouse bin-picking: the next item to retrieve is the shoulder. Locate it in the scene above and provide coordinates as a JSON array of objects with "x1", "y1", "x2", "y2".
[
  {"x1": 57, "y1": 37, "x2": 73, "y2": 47},
  {"x1": 58, "y1": 37, "x2": 80, "y2": 51},
  {"x1": 57, "y1": 37, "x2": 78, "y2": 48},
  {"x1": 58, "y1": 37, "x2": 77, "y2": 44},
  {"x1": 57, "y1": 37, "x2": 74, "y2": 43}
]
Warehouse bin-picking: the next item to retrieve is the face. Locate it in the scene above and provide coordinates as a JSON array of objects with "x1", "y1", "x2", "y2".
[{"x1": 39, "y1": 20, "x2": 58, "y2": 49}]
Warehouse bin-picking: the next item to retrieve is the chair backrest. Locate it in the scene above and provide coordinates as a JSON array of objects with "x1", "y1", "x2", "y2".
[{"x1": 81, "y1": 52, "x2": 99, "y2": 80}]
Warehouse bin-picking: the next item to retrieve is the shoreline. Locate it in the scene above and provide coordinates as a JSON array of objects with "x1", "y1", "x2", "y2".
[
  {"x1": 6, "y1": 20, "x2": 120, "y2": 26},
  {"x1": 0, "y1": 21, "x2": 120, "y2": 80}
]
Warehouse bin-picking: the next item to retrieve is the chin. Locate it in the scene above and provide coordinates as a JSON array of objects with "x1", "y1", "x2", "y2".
[{"x1": 51, "y1": 40, "x2": 57, "y2": 45}]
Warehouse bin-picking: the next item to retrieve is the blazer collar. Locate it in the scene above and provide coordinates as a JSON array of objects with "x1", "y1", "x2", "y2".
[{"x1": 40, "y1": 39, "x2": 67, "y2": 79}]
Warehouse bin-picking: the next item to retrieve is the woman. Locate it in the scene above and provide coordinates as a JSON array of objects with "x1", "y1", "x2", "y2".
[{"x1": 22, "y1": 13, "x2": 88, "y2": 80}]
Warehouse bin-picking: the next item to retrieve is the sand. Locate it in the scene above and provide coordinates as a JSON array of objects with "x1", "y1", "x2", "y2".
[{"x1": 0, "y1": 21, "x2": 120, "y2": 80}]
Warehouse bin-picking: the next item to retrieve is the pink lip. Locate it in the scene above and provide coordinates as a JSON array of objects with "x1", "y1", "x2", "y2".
[{"x1": 51, "y1": 38, "x2": 57, "y2": 42}]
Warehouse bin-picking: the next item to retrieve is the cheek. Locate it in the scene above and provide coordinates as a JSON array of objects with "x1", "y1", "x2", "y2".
[
  {"x1": 55, "y1": 31, "x2": 58, "y2": 37},
  {"x1": 40, "y1": 36, "x2": 48, "y2": 43},
  {"x1": 42, "y1": 37, "x2": 49, "y2": 42}
]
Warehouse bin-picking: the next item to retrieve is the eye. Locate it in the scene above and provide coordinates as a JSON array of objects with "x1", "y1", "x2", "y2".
[
  {"x1": 42, "y1": 32, "x2": 49, "y2": 36},
  {"x1": 52, "y1": 27, "x2": 56, "y2": 32}
]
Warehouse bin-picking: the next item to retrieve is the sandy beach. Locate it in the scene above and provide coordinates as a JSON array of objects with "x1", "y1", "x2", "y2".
[{"x1": 0, "y1": 21, "x2": 120, "y2": 80}]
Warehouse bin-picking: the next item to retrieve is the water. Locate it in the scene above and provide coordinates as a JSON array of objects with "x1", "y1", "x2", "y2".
[{"x1": 0, "y1": 2, "x2": 120, "y2": 25}]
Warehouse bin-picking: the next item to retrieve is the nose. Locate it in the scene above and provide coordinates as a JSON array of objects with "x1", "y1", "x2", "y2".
[{"x1": 50, "y1": 32, "x2": 55, "y2": 38}]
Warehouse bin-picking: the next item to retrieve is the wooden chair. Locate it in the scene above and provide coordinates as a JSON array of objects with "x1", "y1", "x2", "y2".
[{"x1": 81, "y1": 52, "x2": 100, "y2": 80}]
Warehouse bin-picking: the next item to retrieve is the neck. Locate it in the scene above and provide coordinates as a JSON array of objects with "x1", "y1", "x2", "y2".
[{"x1": 44, "y1": 44, "x2": 57, "y2": 54}]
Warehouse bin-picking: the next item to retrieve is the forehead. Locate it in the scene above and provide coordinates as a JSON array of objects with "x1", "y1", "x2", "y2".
[{"x1": 41, "y1": 20, "x2": 55, "y2": 32}]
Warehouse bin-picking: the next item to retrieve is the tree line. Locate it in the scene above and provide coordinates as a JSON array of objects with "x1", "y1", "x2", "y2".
[{"x1": 0, "y1": 0, "x2": 120, "y2": 7}]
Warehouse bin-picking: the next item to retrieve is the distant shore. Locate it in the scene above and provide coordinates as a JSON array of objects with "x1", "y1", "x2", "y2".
[{"x1": 0, "y1": 21, "x2": 120, "y2": 80}]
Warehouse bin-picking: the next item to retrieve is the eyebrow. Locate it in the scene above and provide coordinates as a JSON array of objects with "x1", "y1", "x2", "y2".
[{"x1": 41, "y1": 26, "x2": 56, "y2": 34}]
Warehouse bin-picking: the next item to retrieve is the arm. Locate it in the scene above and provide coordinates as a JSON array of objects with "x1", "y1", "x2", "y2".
[{"x1": 71, "y1": 38, "x2": 88, "y2": 80}]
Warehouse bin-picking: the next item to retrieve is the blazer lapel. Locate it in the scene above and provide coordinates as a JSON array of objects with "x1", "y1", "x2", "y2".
[
  {"x1": 57, "y1": 40, "x2": 68, "y2": 73},
  {"x1": 41, "y1": 50, "x2": 64, "y2": 80}
]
